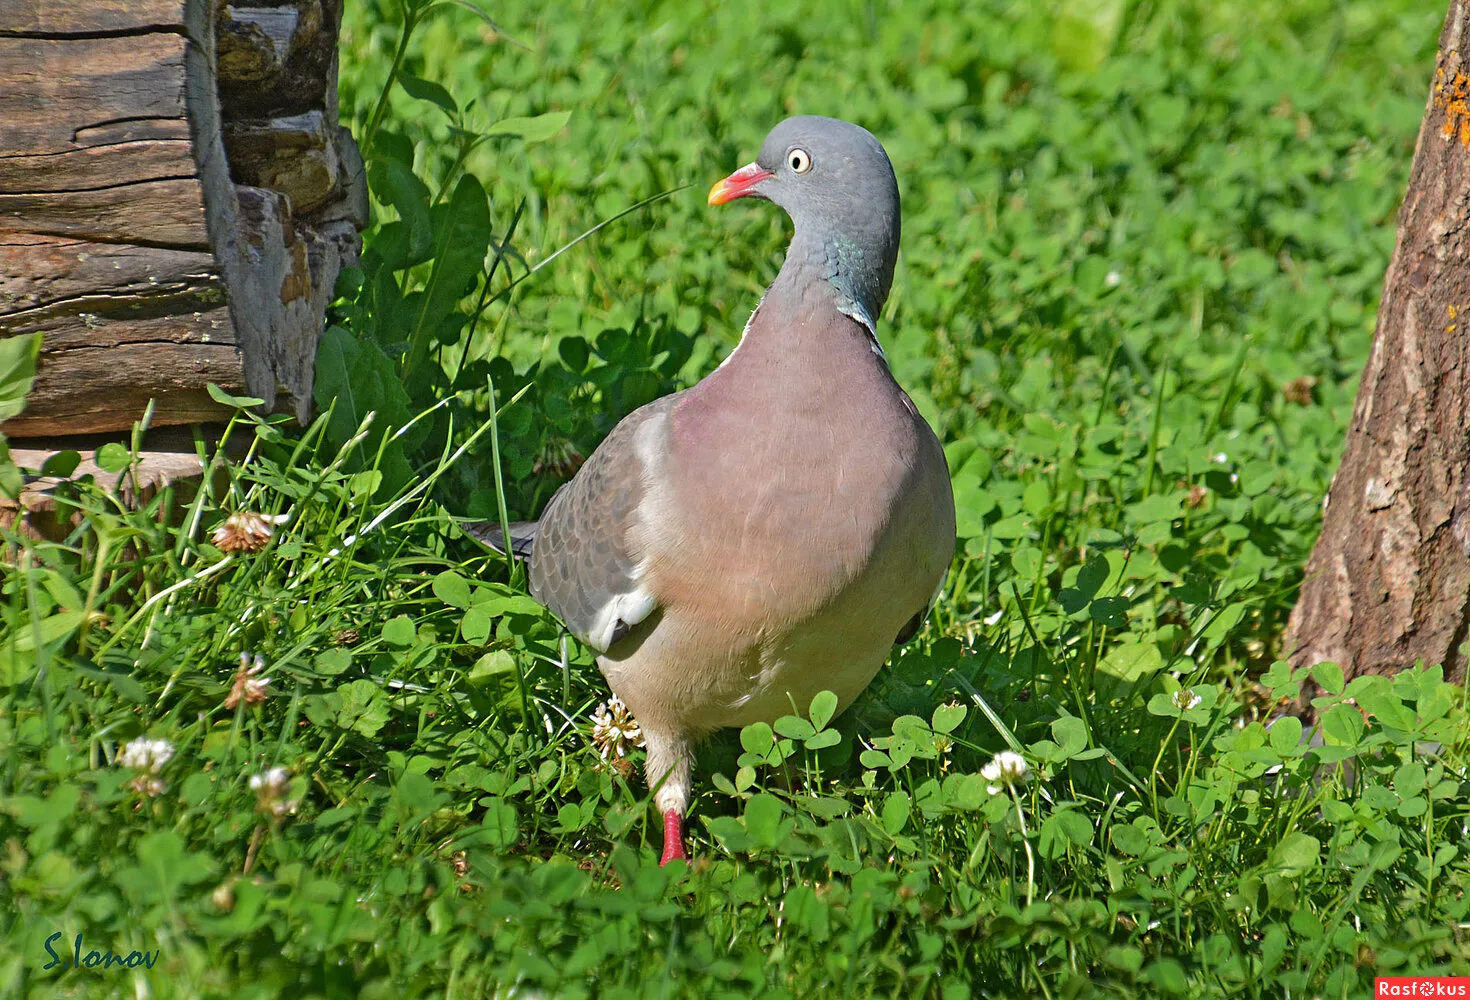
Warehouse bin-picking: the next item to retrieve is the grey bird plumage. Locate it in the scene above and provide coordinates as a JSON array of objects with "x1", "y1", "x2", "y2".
[{"x1": 468, "y1": 116, "x2": 956, "y2": 863}]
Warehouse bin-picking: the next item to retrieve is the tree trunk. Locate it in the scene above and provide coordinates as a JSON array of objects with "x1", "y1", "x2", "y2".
[
  {"x1": 1285, "y1": 1, "x2": 1470, "y2": 689},
  {"x1": 0, "y1": 0, "x2": 366, "y2": 437}
]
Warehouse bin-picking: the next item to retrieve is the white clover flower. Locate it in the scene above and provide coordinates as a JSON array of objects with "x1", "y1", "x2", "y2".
[
  {"x1": 1172, "y1": 688, "x2": 1203, "y2": 712},
  {"x1": 590, "y1": 695, "x2": 645, "y2": 760},
  {"x1": 226, "y1": 651, "x2": 271, "y2": 709},
  {"x1": 1104, "y1": 270, "x2": 1122, "y2": 288},
  {"x1": 119, "y1": 737, "x2": 174, "y2": 773},
  {"x1": 212, "y1": 511, "x2": 290, "y2": 554},
  {"x1": 249, "y1": 767, "x2": 298, "y2": 818},
  {"x1": 982, "y1": 751, "x2": 1031, "y2": 795},
  {"x1": 1210, "y1": 452, "x2": 1229, "y2": 465},
  {"x1": 248, "y1": 766, "x2": 290, "y2": 793}
]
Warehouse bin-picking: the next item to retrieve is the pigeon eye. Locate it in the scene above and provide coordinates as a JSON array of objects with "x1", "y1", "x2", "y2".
[{"x1": 787, "y1": 148, "x2": 812, "y2": 173}]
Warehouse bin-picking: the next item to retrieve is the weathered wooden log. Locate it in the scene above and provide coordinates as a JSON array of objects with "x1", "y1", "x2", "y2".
[
  {"x1": 0, "y1": 430, "x2": 221, "y2": 544},
  {"x1": 0, "y1": 0, "x2": 366, "y2": 439}
]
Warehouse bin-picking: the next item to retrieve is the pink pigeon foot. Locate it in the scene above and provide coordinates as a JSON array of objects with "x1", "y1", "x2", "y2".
[{"x1": 659, "y1": 809, "x2": 687, "y2": 866}]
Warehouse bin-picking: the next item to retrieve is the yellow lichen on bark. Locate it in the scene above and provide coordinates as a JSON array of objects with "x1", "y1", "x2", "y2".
[{"x1": 1434, "y1": 57, "x2": 1470, "y2": 145}]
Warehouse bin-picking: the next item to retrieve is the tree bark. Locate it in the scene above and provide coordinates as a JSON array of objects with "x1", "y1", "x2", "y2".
[
  {"x1": 1286, "y1": 1, "x2": 1470, "y2": 689},
  {"x1": 0, "y1": 0, "x2": 366, "y2": 437}
]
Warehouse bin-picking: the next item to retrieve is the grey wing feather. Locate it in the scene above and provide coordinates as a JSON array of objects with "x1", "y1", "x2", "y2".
[
  {"x1": 462, "y1": 519, "x2": 537, "y2": 559},
  {"x1": 526, "y1": 397, "x2": 675, "y2": 652}
]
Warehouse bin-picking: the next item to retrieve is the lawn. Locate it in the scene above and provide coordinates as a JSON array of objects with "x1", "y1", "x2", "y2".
[{"x1": 3, "y1": 0, "x2": 1467, "y2": 996}]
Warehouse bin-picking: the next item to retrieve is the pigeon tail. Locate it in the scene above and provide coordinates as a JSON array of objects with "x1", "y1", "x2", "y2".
[{"x1": 463, "y1": 519, "x2": 537, "y2": 559}]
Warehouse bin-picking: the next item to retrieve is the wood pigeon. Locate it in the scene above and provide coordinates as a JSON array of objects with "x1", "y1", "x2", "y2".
[{"x1": 468, "y1": 116, "x2": 956, "y2": 865}]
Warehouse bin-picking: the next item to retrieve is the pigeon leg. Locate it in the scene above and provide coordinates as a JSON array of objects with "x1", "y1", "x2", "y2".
[
  {"x1": 660, "y1": 809, "x2": 687, "y2": 865},
  {"x1": 645, "y1": 728, "x2": 692, "y2": 866}
]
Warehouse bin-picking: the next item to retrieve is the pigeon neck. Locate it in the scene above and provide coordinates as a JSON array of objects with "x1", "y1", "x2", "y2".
[{"x1": 775, "y1": 227, "x2": 887, "y2": 337}]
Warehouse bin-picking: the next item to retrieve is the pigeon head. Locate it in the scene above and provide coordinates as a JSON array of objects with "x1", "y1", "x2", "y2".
[{"x1": 709, "y1": 116, "x2": 901, "y2": 331}]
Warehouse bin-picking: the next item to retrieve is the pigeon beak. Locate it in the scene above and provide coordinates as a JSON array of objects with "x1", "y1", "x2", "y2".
[{"x1": 708, "y1": 162, "x2": 774, "y2": 205}]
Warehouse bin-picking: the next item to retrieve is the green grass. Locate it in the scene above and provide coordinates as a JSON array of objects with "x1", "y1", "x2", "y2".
[{"x1": 4, "y1": 0, "x2": 1469, "y2": 996}]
